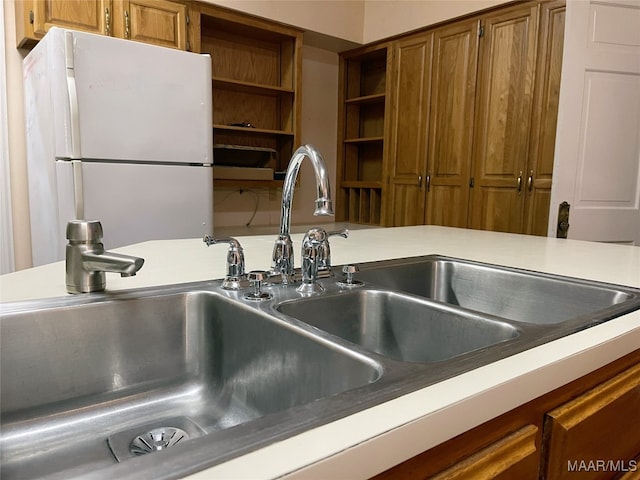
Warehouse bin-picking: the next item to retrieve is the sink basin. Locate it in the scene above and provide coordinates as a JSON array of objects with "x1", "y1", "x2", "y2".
[
  {"x1": 2, "y1": 255, "x2": 638, "y2": 480},
  {"x1": 277, "y1": 289, "x2": 519, "y2": 363},
  {"x1": 0, "y1": 288, "x2": 380, "y2": 480},
  {"x1": 356, "y1": 255, "x2": 640, "y2": 325}
]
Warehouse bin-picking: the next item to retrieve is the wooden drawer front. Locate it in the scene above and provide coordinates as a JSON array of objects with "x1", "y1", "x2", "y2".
[
  {"x1": 432, "y1": 425, "x2": 539, "y2": 480},
  {"x1": 543, "y1": 363, "x2": 640, "y2": 480}
]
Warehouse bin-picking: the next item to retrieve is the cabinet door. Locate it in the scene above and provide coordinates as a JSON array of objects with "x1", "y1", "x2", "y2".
[
  {"x1": 469, "y1": 4, "x2": 539, "y2": 233},
  {"x1": 542, "y1": 362, "x2": 640, "y2": 480},
  {"x1": 425, "y1": 19, "x2": 479, "y2": 228},
  {"x1": 31, "y1": 0, "x2": 111, "y2": 37},
  {"x1": 431, "y1": 425, "x2": 539, "y2": 480},
  {"x1": 112, "y1": 0, "x2": 187, "y2": 50},
  {"x1": 386, "y1": 32, "x2": 433, "y2": 226},
  {"x1": 525, "y1": 1, "x2": 565, "y2": 236}
]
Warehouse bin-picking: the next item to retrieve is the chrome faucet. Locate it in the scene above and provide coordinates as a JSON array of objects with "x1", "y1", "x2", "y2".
[
  {"x1": 65, "y1": 220, "x2": 144, "y2": 294},
  {"x1": 272, "y1": 145, "x2": 334, "y2": 283}
]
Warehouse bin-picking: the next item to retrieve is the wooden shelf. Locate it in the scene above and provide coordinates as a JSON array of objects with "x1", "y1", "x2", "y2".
[
  {"x1": 345, "y1": 93, "x2": 386, "y2": 105},
  {"x1": 213, "y1": 77, "x2": 295, "y2": 96},
  {"x1": 213, "y1": 124, "x2": 295, "y2": 136},
  {"x1": 344, "y1": 136, "x2": 385, "y2": 144},
  {"x1": 213, "y1": 178, "x2": 283, "y2": 188}
]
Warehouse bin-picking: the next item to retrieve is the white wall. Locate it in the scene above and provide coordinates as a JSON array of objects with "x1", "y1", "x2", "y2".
[
  {"x1": 3, "y1": 0, "x2": 31, "y2": 272},
  {"x1": 202, "y1": 0, "x2": 365, "y2": 44}
]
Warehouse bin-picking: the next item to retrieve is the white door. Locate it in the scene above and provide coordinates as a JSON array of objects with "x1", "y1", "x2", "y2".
[{"x1": 548, "y1": 0, "x2": 640, "y2": 245}]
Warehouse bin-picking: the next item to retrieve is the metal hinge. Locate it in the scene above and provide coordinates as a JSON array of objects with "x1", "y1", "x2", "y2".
[
  {"x1": 186, "y1": 14, "x2": 190, "y2": 25},
  {"x1": 29, "y1": 10, "x2": 34, "y2": 24}
]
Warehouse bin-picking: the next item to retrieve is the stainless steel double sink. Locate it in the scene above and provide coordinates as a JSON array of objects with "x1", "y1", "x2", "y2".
[{"x1": 2, "y1": 255, "x2": 639, "y2": 480}]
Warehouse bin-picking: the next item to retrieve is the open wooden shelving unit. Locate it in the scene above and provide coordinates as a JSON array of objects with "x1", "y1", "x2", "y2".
[
  {"x1": 336, "y1": 45, "x2": 390, "y2": 225},
  {"x1": 190, "y1": 3, "x2": 303, "y2": 188}
]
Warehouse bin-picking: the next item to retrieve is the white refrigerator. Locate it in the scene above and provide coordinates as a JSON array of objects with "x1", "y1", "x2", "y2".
[{"x1": 23, "y1": 27, "x2": 213, "y2": 267}]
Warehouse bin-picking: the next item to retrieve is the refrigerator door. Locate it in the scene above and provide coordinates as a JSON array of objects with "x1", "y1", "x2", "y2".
[
  {"x1": 47, "y1": 161, "x2": 214, "y2": 263},
  {"x1": 26, "y1": 27, "x2": 213, "y2": 164}
]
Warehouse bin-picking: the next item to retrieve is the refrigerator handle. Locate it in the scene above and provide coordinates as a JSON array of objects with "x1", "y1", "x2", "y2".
[{"x1": 64, "y1": 31, "x2": 81, "y2": 160}]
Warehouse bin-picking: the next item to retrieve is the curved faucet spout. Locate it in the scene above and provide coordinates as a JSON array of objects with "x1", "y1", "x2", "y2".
[
  {"x1": 279, "y1": 145, "x2": 334, "y2": 237},
  {"x1": 272, "y1": 145, "x2": 334, "y2": 281}
]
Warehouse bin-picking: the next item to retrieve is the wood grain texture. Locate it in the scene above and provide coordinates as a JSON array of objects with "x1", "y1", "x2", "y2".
[
  {"x1": 431, "y1": 425, "x2": 539, "y2": 480},
  {"x1": 425, "y1": 19, "x2": 479, "y2": 228},
  {"x1": 525, "y1": 1, "x2": 565, "y2": 235},
  {"x1": 469, "y1": 3, "x2": 539, "y2": 233},
  {"x1": 542, "y1": 362, "x2": 640, "y2": 480},
  {"x1": 386, "y1": 32, "x2": 432, "y2": 226}
]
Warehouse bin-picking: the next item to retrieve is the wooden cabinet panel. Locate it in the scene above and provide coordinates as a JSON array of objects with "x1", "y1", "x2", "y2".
[
  {"x1": 112, "y1": 0, "x2": 186, "y2": 50},
  {"x1": 32, "y1": 0, "x2": 110, "y2": 37},
  {"x1": 469, "y1": 4, "x2": 539, "y2": 233},
  {"x1": 387, "y1": 32, "x2": 432, "y2": 226},
  {"x1": 542, "y1": 362, "x2": 640, "y2": 480},
  {"x1": 425, "y1": 19, "x2": 479, "y2": 228},
  {"x1": 374, "y1": 352, "x2": 640, "y2": 480},
  {"x1": 525, "y1": 1, "x2": 565, "y2": 235},
  {"x1": 18, "y1": 0, "x2": 187, "y2": 50},
  {"x1": 432, "y1": 425, "x2": 539, "y2": 480}
]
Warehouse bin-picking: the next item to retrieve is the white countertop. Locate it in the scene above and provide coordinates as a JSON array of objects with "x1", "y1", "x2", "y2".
[{"x1": 2, "y1": 226, "x2": 640, "y2": 478}]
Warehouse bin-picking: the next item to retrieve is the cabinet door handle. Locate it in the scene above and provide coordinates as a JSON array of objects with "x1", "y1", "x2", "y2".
[
  {"x1": 124, "y1": 10, "x2": 130, "y2": 39},
  {"x1": 105, "y1": 7, "x2": 111, "y2": 36},
  {"x1": 517, "y1": 171, "x2": 523, "y2": 194},
  {"x1": 418, "y1": 174, "x2": 422, "y2": 187},
  {"x1": 426, "y1": 173, "x2": 431, "y2": 192},
  {"x1": 527, "y1": 171, "x2": 534, "y2": 192}
]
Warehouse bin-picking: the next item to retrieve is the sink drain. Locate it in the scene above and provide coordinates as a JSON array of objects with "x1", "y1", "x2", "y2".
[
  {"x1": 107, "y1": 416, "x2": 207, "y2": 462},
  {"x1": 130, "y1": 427, "x2": 189, "y2": 456}
]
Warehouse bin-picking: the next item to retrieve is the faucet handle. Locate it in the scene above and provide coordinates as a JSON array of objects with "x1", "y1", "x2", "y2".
[
  {"x1": 337, "y1": 264, "x2": 363, "y2": 288},
  {"x1": 315, "y1": 228, "x2": 349, "y2": 274},
  {"x1": 245, "y1": 270, "x2": 273, "y2": 301},
  {"x1": 203, "y1": 235, "x2": 249, "y2": 290}
]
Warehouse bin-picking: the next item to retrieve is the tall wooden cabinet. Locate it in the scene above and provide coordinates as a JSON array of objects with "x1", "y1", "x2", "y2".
[
  {"x1": 16, "y1": 0, "x2": 189, "y2": 50},
  {"x1": 424, "y1": 19, "x2": 480, "y2": 228},
  {"x1": 469, "y1": 4, "x2": 540, "y2": 233},
  {"x1": 337, "y1": 0, "x2": 565, "y2": 234},
  {"x1": 386, "y1": 32, "x2": 433, "y2": 227}
]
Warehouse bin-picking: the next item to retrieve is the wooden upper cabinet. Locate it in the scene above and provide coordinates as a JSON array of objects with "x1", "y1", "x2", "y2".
[
  {"x1": 425, "y1": 19, "x2": 479, "y2": 228},
  {"x1": 386, "y1": 32, "x2": 433, "y2": 226},
  {"x1": 112, "y1": 0, "x2": 187, "y2": 50},
  {"x1": 469, "y1": 3, "x2": 540, "y2": 233},
  {"x1": 17, "y1": 0, "x2": 111, "y2": 44},
  {"x1": 16, "y1": 0, "x2": 187, "y2": 50}
]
